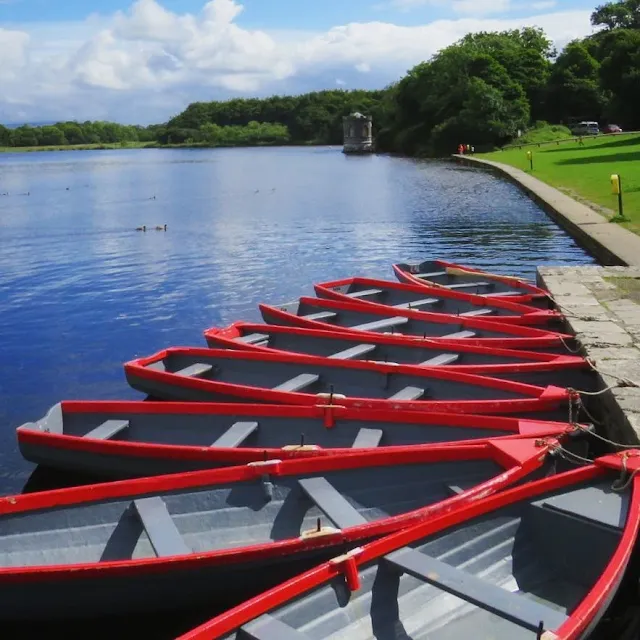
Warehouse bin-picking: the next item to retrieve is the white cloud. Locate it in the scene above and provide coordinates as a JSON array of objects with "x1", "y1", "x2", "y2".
[
  {"x1": 0, "y1": 0, "x2": 594, "y2": 124},
  {"x1": 389, "y1": 0, "x2": 512, "y2": 15}
]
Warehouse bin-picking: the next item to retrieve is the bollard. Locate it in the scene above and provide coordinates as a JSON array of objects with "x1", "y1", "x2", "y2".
[
  {"x1": 611, "y1": 174, "x2": 625, "y2": 220},
  {"x1": 527, "y1": 150, "x2": 533, "y2": 171}
]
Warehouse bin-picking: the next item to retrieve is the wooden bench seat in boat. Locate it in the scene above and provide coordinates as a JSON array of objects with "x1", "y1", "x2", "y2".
[
  {"x1": 303, "y1": 311, "x2": 338, "y2": 322},
  {"x1": 420, "y1": 353, "x2": 460, "y2": 366},
  {"x1": 352, "y1": 428, "x2": 383, "y2": 448},
  {"x1": 414, "y1": 270, "x2": 447, "y2": 279},
  {"x1": 273, "y1": 373, "x2": 321, "y2": 393},
  {"x1": 384, "y1": 547, "x2": 568, "y2": 632},
  {"x1": 352, "y1": 316, "x2": 410, "y2": 332},
  {"x1": 211, "y1": 422, "x2": 259, "y2": 448},
  {"x1": 174, "y1": 363, "x2": 214, "y2": 378},
  {"x1": 346, "y1": 288, "x2": 383, "y2": 299},
  {"x1": 388, "y1": 387, "x2": 425, "y2": 401},
  {"x1": 441, "y1": 330, "x2": 476, "y2": 339},
  {"x1": 328, "y1": 344, "x2": 377, "y2": 360},
  {"x1": 237, "y1": 333, "x2": 270, "y2": 345},
  {"x1": 446, "y1": 281, "x2": 492, "y2": 291},
  {"x1": 394, "y1": 298, "x2": 439, "y2": 310},
  {"x1": 84, "y1": 420, "x2": 129, "y2": 440},
  {"x1": 461, "y1": 309, "x2": 495, "y2": 317},
  {"x1": 298, "y1": 477, "x2": 368, "y2": 529},
  {"x1": 241, "y1": 615, "x2": 311, "y2": 640},
  {"x1": 133, "y1": 497, "x2": 191, "y2": 558},
  {"x1": 485, "y1": 291, "x2": 522, "y2": 298}
]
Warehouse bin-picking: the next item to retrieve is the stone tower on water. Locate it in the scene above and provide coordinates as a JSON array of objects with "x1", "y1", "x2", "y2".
[{"x1": 342, "y1": 112, "x2": 373, "y2": 154}]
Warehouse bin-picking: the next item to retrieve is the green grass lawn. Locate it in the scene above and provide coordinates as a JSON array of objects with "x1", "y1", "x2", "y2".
[{"x1": 480, "y1": 133, "x2": 640, "y2": 234}]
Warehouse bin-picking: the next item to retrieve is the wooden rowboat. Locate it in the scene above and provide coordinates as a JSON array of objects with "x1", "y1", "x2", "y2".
[
  {"x1": 124, "y1": 347, "x2": 571, "y2": 416},
  {"x1": 314, "y1": 276, "x2": 561, "y2": 326},
  {"x1": 259, "y1": 297, "x2": 573, "y2": 352},
  {"x1": 16, "y1": 400, "x2": 575, "y2": 478},
  {"x1": 179, "y1": 451, "x2": 640, "y2": 640},
  {"x1": 0, "y1": 439, "x2": 560, "y2": 620},
  {"x1": 393, "y1": 259, "x2": 549, "y2": 306},
  {"x1": 204, "y1": 322, "x2": 596, "y2": 389}
]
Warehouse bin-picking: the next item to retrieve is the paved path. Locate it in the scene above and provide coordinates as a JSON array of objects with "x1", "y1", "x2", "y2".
[
  {"x1": 539, "y1": 266, "x2": 640, "y2": 444},
  {"x1": 454, "y1": 155, "x2": 640, "y2": 267}
]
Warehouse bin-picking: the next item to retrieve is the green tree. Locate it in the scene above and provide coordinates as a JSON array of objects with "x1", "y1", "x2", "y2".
[
  {"x1": 592, "y1": 0, "x2": 640, "y2": 29},
  {"x1": 39, "y1": 126, "x2": 67, "y2": 146},
  {"x1": 546, "y1": 41, "x2": 608, "y2": 123}
]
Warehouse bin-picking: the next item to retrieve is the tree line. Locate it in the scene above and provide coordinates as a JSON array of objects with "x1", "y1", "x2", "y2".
[
  {"x1": 376, "y1": 0, "x2": 640, "y2": 154},
  {"x1": 1, "y1": 0, "x2": 637, "y2": 155}
]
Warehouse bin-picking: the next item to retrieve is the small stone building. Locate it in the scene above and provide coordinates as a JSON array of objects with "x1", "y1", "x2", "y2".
[{"x1": 342, "y1": 112, "x2": 373, "y2": 154}]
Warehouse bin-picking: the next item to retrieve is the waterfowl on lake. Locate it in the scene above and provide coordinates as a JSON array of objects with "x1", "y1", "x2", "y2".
[{"x1": 136, "y1": 225, "x2": 146, "y2": 231}]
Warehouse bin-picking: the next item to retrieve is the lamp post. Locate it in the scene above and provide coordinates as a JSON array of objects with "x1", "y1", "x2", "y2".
[
  {"x1": 611, "y1": 174, "x2": 624, "y2": 220},
  {"x1": 526, "y1": 150, "x2": 533, "y2": 171}
]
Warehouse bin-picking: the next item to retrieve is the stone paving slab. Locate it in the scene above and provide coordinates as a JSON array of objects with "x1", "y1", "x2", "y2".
[{"x1": 538, "y1": 266, "x2": 640, "y2": 444}]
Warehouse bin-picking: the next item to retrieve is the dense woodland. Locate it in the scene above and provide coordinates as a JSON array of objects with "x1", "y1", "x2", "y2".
[{"x1": 1, "y1": 0, "x2": 638, "y2": 156}]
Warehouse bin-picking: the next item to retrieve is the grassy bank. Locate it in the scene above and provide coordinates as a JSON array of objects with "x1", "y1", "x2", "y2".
[{"x1": 480, "y1": 133, "x2": 640, "y2": 233}]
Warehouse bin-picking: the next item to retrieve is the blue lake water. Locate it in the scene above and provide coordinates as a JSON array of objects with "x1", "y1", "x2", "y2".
[{"x1": 0, "y1": 146, "x2": 595, "y2": 493}]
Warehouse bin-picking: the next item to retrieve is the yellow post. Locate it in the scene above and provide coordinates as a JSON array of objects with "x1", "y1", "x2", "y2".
[
  {"x1": 610, "y1": 174, "x2": 624, "y2": 220},
  {"x1": 526, "y1": 150, "x2": 533, "y2": 171}
]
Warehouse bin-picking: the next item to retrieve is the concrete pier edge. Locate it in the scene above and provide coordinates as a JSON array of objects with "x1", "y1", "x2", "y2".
[{"x1": 452, "y1": 154, "x2": 640, "y2": 267}]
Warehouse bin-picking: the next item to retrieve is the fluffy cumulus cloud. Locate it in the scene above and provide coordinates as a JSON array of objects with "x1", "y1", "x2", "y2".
[{"x1": 0, "y1": 0, "x2": 594, "y2": 124}]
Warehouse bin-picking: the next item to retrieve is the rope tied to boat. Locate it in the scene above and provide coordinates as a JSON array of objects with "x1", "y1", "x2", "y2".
[{"x1": 612, "y1": 452, "x2": 640, "y2": 493}]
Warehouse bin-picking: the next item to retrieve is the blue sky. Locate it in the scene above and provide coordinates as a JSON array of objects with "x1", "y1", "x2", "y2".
[{"x1": 0, "y1": 0, "x2": 597, "y2": 123}]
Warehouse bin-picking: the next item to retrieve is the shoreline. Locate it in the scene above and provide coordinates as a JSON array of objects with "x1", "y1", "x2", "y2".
[
  {"x1": 453, "y1": 154, "x2": 640, "y2": 268},
  {"x1": 0, "y1": 141, "x2": 333, "y2": 154}
]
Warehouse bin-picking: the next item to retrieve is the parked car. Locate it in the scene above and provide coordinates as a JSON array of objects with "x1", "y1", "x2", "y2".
[
  {"x1": 571, "y1": 121, "x2": 600, "y2": 136},
  {"x1": 603, "y1": 124, "x2": 623, "y2": 134}
]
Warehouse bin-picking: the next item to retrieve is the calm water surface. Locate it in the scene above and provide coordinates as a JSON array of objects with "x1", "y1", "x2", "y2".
[{"x1": 0, "y1": 147, "x2": 598, "y2": 636}]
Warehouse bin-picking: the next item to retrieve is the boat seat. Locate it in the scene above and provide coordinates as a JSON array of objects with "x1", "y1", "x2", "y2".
[
  {"x1": 384, "y1": 547, "x2": 568, "y2": 633},
  {"x1": 388, "y1": 386, "x2": 425, "y2": 401},
  {"x1": 485, "y1": 291, "x2": 522, "y2": 298},
  {"x1": 441, "y1": 330, "x2": 477, "y2": 339},
  {"x1": 146, "y1": 361, "x2": 166, "y2": 372},
  {"x1": 241, "y1": 615, "x2": 311, "y2": 640},
  {"x1": 394, "y1": 298, "x2": 439, "y2": 310},
  {"x1": 353, "y1": 316, "x2": 409, "y2": 332},
  {"x1": 347, "y1": 288, "x2": 383, "y2": 299},
  {"x1": 237, "y1": 333, "x2": 270, "y2": 345},
  {"x1": 211, "y1": 421, "x2": 259, "y2": 448},
  {"x1": 298, "y1": 477, "x2": 367, "y2": 529},
  {"x1": 446, "y1": 281, "x2": 492, "y2": 290},
  {"x1": 420, "y1": 353, "x2": 460, "y2": 366},
  {"x1": 84, "y1": 420, "x2": 129, "y2": 440},
  {"x1": 444, "y1": 480, "x2": 478, "y2": 496},
  {"x1": 273, "y1": 373, "x2": 320, "y2": 393},
  {"x1": 133, "y1": 497, "x2": 191, "y2": 558},
  {"x1": 174, "y1": 363, "x2": 213, "y2": 378},
  {"x1": 414, "y1": 270, "x2": 447, "y2": 279},
  {"x1": 303, "y1": 311, "x2": 337, "y2": 322},
  {"x1": 329, "y1": 344, "x2": 377, "y2": 360},
  {"x1": 352, "y1": 428, "x2": 383, "y2": 448},
  {"x1": 461, "y1": 309, "x2": 495, "y2": 317}
]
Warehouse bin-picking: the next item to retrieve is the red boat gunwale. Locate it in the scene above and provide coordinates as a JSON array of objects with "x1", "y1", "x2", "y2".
[
  {"x1": 177, "y1": 459, "x2": 640, "y2": 640},
  {"x1": 124, "y1": 346, "x2": 570, "y2": 415},
  {"x1": 16, "y1": 400, "x2": 575, "y2": 465},
  {"x1": 314, "y1": 276, "x2": 561, "y2": 326},
  {"x1": 204, "y1": 322, "x2": 588, "y2": 378},
  {"x1": 259, "y1": 296, "x2": 572, "y2": 351},
  {"x1": 0, "y1": 438, "x2": 556, "y2": 584}
]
